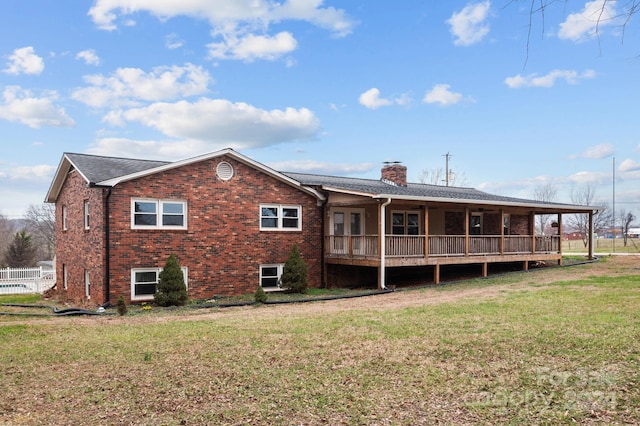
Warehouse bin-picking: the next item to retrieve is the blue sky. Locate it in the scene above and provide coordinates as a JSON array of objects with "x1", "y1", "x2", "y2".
[{"x1": 1, "y1": 1, "x2": 639, "y2": 219}]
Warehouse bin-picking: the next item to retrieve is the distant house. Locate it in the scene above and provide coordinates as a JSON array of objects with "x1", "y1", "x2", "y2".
[{"x1": 46, "y1": 149, "x2": 599, "y2": 306}]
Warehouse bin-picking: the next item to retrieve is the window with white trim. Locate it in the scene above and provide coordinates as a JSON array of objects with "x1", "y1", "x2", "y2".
[
  {"x1": 131, "y1": 199, "x2": 188, "y2": 229},
  {"x1": 131, "y1": 267, "x2": 188, "y2": 301},
  {"x1": 260, "y1": 204, "x2": 301, "y2": 231},
  {"x1": 260, "y1": 264, "x2": 284, "y2": 291},
  {"x1": 83, "y1": 200, "x2": 90, "y2": 230},
  {"x1": 84, "y1": 269, "x2": 90, "y2": 299}
]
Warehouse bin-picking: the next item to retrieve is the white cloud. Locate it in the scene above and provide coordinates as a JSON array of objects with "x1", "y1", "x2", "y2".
[
  {"x1": 567, "y1": 170, "x2": 610, "y2": 185},
  {"x1": 558, "y1": 0, "x2": 617, "y2": 42},
  {"x1": 505, "y1": 69, "x2": 596, "y2": 88},
  {"x1": 165, "y1": 33, "x2": 184, "y2": 50},
  {"x1": 0, "y1": 86, "x2": 75, "y2": 128},
  {"x1": 105, "y1": 98, "x2": 320, "y2": 148},
  {"x1": 423, "y1": 84, "x2": 464, "y2": 106},
  {"x1": 88, "y1": 0, "x2": 355, "y2": 61},
  {"x1": 447, "y1": 1, "x2": 491, "y2": 46},
  {"x1": 569, "y1": 143, "x2": 615, "y2": 159},
  {"x1": 71, "y1": 63, "x2": 212, "y2": 108},
  {"x1": 267, "y1": 159, "x2": 375, "y2": 175},
  {"x1": 2, "y1": 46, "x2": 44, "y2": 75},
  {"x1": 358, "y1": 88, "x2": 410, "y2": 109},
  {"x1": 87, "y1": 138, "x2": 210, "y2": 160},
  {"x1": 208, "y1": 31, "x2": 297, "y2": 61},
  {"x1": 4, "y1": 164, "x2": 57, "y2": 181},
  {"x1": 76, "y1": 49, "x2": 101, "y2": 66},
  {"x1": 619, "y1": 158, "x2": 640, "y2": 172}
]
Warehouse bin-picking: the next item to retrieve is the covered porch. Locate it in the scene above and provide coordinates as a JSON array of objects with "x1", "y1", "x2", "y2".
[{"x1": 323, "y1": 200, "x2": 596, "y2": 288}]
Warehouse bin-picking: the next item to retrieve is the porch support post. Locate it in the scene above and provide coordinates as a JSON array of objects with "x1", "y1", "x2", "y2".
[
  {"x1": 557, "y1": 213, "x2": 563, "y2": 265},
  {"x1": 500, "y1": 209, "x2": 505, "y2": 255},
  {"x1": 464, "y1": 208, "x2": 470, "y2": 256},
  {"x1": 378, "y1": 198, "x2": 392, "y2": 290},
  {"x1": 434, "y1": 264, "x2": 440, "y2": 284},
  {"x1": 423, "y1": 207, "x2": 429, "y2": 258},
  {"x1": 482, "y1": 262, "x2": 488, "y2": 278},
  {"x1": 530, "y1": 211, "x2": 536, "y2": 254},
  {"x1": 588, "y1": 210, "x2": 595, "y2": 260},
  {"x1": 523, "y1": 261, "x2": 529, "y2": 271}
]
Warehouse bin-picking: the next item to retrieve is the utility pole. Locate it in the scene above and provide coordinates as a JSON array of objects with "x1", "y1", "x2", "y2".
[
  {"x1": 443, "y1": 152, "x2": 452, "y2": 187},
  {"x1": 613, "y1": 157, "x2": 616, "y2": 254}
]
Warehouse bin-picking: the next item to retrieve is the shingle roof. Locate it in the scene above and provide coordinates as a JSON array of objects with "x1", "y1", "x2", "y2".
[
  {"x1": 282, "y1": 171, "x2": 593, "y2": 211},
  {"x1": 65, "y1": 153, "x2": 169, "y2": 184}
]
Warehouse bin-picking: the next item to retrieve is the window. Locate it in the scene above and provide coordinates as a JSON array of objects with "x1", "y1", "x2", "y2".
[
  {"x1": 132, "y1": 199, "x2": 187, "y2": 229},
  {"x1": 131, "y1": 267, "x2": 188, "y2": 301},
  {"x1": 260, "y1": 264, "x2": 284, "y2": 291},
  {"x1": 84, "y1": 200, "x2": 90, "y2": 230},
  {"x1": 470, "y1": 213, "x2": 482, "y2": 235},
  {"x1": 62, "y1": 205, "x2": 67, "y2": 231},
  {"x1": 392, "y1": 211, "x2": 420, "y2": 235},
  {"x1": 62, "y1": 264, "x2": 68, "y2": 290},
  {"x1": 503, "y1": 214, "x2": 510, "y2": 235},
  {"x1": 260, "y1": 204, "x2": 301, "y2": 231}
]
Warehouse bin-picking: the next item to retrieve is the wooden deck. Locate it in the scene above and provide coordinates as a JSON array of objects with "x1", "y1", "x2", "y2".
[{"x1": 325, "y1": 235, "x2": 562, "y2": 267}]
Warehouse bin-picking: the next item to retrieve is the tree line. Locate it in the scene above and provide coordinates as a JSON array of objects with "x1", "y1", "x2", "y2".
[{"x1": 0, "y1": 204, "x2": 55, "y2": 268}]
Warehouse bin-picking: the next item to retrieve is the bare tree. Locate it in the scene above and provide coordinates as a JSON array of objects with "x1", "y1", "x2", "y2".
[
  {"x1": 0, "y1": 213, "x2": 16, "y2": 266},
  {"x1": 24, "y1": 203, "x2": 56, "y2": 260},
  {"x1": 418, "y1": 168, "x2": 469, "y2": 187},
  {"x1": 567, "y1": 184, "x2": 610, "y2": 247},
  {"x1": 618, "y1": 209, "x2": 635, "y2": 246},
  {"x1": 532, "y1": 183, "x2": 558, "y2": 235}
]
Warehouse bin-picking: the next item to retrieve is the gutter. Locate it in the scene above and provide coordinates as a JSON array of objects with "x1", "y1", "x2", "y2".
[{"x1": 379, "y1": 197, "x2": 392, "y2": 290}]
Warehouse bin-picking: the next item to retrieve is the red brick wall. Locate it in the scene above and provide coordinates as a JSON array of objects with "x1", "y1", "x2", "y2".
[
  {"x1": 53, "y1": 171, "x2": 106, "y2": 304},
  {"x1": 510, "y1": 214, "x2": 530, "y2": 235},
  {"x1": 105, "y1": 155, "x2": 323, "y2": 303}
]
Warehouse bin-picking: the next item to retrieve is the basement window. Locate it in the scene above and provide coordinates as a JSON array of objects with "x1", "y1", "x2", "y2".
[
  {"x1": 131, "y1": 267, "x2": 188, "y2": 301},
  {"x1": 260, "y1": 264, "x2": 284, "y2": 291}
]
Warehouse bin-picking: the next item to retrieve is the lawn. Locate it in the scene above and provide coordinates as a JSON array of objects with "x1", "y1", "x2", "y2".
[{"x1": 1, "y1": 256, "x2": 639, "y2": 425}]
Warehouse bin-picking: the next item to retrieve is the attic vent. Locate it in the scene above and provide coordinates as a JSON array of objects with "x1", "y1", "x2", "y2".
[{"x1": 216, "y1": 161, "x2": 234, "y2": 181}]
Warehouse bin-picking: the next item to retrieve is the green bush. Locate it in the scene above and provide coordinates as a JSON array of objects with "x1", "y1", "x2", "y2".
[
  {"x1": 254, "y1": 285, "x2": 268, "y2": 304},
  {"x1": 116, "y1": 295, "x2": 127, "y2": 316},
  {"x1": 280, "y1": 244, "x2": 308, "y2": 294},
  {"x1": 154, "y1": 254, "x2": 188, "y2": 307}
]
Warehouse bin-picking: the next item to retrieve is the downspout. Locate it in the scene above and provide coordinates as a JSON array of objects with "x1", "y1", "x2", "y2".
[
  {"x1": 104, "y1": 188, "x2": 112, "y2": 305},
  {"x1": 379, "y1": 198, "x2": 392, "y2": 290}
]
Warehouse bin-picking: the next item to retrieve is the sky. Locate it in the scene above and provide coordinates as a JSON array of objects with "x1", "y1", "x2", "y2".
[{"x1": 1, "y1": 0, "x2": 639, "y2": 219}]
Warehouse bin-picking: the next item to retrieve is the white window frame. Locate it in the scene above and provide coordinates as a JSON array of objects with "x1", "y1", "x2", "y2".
[
  {"x1": 259, "y1": 204, "x2": 302, "y2": 231},
  {"x1": 62, "y1": 205, "x2": 67, "y2": 231},
  {"x1": 131, "y1": 199, "x2": 188, "y2": 230},
  {"x1": 84, "y1": 200, "x2": 90, "y2": 230},
  {"x1": 260, "y1": 264, "x2": 284, "y2": 292},
  {"x1": 131, "y1": 267, "x2": 188, "y2": 301},
  {"x1": 84, "y1": 269, "x2": 90, "y2": 299}
]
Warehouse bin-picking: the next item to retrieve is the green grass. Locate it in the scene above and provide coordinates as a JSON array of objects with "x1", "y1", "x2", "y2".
[
  {"x1": 1, "y1": 261, "x2": 639, "y2": 425},
  {"x1": 563, "y1": 237, "x2": 640, "y2": 253}
]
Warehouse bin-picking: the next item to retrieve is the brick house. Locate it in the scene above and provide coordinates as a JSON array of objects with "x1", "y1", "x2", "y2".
[{"x1": 46, "y1": 148, "x2": 598, "y2": 306}]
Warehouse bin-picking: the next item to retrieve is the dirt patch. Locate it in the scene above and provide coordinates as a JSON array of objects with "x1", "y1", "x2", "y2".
[{"x1": 6, "y1": 255, "x2": 636, "y2": 327}]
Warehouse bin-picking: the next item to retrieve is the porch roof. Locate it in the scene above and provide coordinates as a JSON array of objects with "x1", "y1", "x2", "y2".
[{"x1": 283, "y1": 172, "x2": 598, "y2": 213}]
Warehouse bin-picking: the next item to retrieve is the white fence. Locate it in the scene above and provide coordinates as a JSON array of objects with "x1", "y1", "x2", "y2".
[{"x1": 0, "y1": 266, "x2": 56, "y2": 295}]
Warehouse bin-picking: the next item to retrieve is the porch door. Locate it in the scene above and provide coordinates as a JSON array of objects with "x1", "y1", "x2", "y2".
[{"x1": 331, "y1": 209, "x2": 365, "y2": 255}]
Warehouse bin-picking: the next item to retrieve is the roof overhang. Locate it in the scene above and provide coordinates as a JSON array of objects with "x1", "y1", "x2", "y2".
[
  {"x1": 45, "y1": 154, "x2": 91, "y2": 203},
  {"x1": 321, "y1": 186, "x2": 599, "y2": 214},
  {"x1": 48, "y1": 148, "x2": 325, "y2": 203}
]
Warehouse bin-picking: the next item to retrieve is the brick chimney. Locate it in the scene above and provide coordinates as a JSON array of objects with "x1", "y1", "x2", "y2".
[{"x1": 381, "y1": 162, "x2": 407, "y2": 187}]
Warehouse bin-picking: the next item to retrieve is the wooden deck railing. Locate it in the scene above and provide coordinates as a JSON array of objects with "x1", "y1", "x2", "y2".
[{"x1": 325, "y1": 235, "x2": 560, "y2": 259}]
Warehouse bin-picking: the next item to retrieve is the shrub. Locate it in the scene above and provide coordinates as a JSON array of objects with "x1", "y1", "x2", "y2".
[
  {"x1": 116, "y1": 295, "x2": 127, "y2": 316},
  {"x1": 254, "y1": 285, "x2": 268, "y2": 304},
  {"x1": 280, "y1": 244, "x2": 307, "y2": 294},
  {"x1": 154, "y1": 254, "x2": 188, "y2": 307}
]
